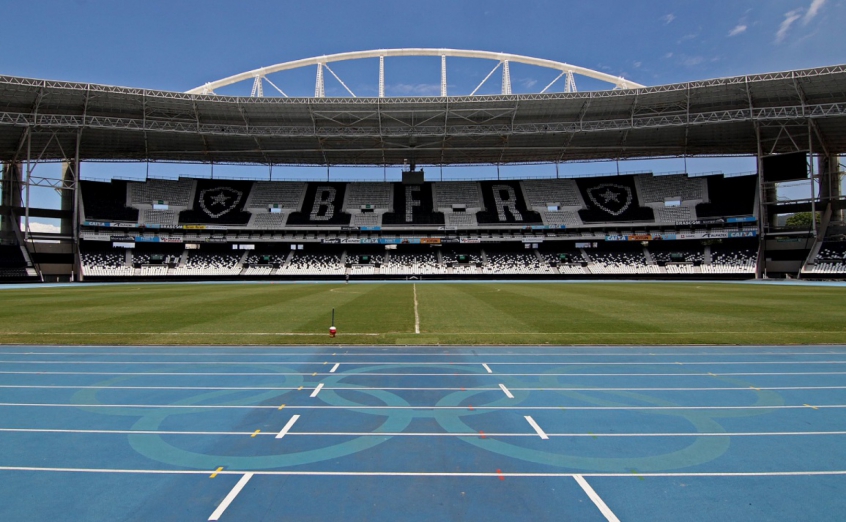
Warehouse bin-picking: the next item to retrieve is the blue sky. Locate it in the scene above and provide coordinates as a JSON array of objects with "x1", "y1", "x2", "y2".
[{"x1": 2, "y1": 0, "x2": 843, "y2": 222}]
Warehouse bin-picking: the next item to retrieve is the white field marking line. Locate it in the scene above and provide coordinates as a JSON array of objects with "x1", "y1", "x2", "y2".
[
  {"x1": 413, "y1": 284, "x2": 420, "y2": 334},
  {"x1": 3, "y1": 466, "x2": 846, "y2": 478},
  {"x1": 6, "y1": 370, "x2": 846, "y2": 379},
  {"x1": 499, "y1": 383, "x2": 515, "y2": 398},
  {"x1": 482, "y1": 363, "x2": 493, "y2": 373},
  {"x1": 329, "y1": 363, "x2": 339, "y2": 373},
  {"x1": 574, "y1": 475, "x2": 620, "y2": 522},
  {"x1": 208, "y1": 472, "x2": 253, "y2": 521},
  {"x1": 5, "y1": 359, "x2": 846, "y2": 366},
  {"x1": 524, "y1": 416, "x2": 549, "y2": 439},
  {"x1": 310, "y1": 383, "x2": 324, "y2": 398},
  {"x1": 4, "y1": 331, "x2": 844, "y2": 336},
  {"x1": 4, "y1": 428, "x2": 846, "y2": 438},
  {"x1": 0, "y1": 332, "x2": 380, "y2": 336},
  {"x1": 275, "y1": 415, "x2": 301, "y2": 439},
  {"x1": 5, "y1": 385, "x2": 846, "y2": 392}
]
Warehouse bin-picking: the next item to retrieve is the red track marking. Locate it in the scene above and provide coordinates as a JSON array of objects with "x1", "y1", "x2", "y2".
[
  {"x1": 479, "y1": 431, "x2": 486, "y2": 439},
  {"x1": 496, "y1": 469, "x2": 505, "y2": 481},
  {"x1": 468, "y1": 405, "x2": 474, "y2": 411},
  {"x1": 461, "y1": 387, "x2": 466, "y2": 391}
]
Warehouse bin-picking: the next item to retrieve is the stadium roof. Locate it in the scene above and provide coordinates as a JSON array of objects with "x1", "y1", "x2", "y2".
[{"x1": 1, "y1": 64, "x2": 845, "y2": 167}]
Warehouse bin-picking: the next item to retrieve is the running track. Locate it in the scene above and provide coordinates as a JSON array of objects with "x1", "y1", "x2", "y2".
[{"x1": 1, "y1": 345, "x2": 845, "y2": 521}]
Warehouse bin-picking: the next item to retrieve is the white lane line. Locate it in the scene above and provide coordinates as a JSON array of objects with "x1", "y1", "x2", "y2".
[
  {"x1": 3, "y1": 428, "x2": 846, "y2": 438},
  {"x1": 499, "y1": 384, "x2": 514, "y2": 399},
  {"x1": 6, "y1": 359, "x2": 846, "y2": 366},
  {"x1": 4, "y1": 384, "x2": 846, "y2": 392},
  {"x1": 4, "y1": 370, "x2": 846, "y2": 377},
  {"x1": 5, "y1": 466, "x2": 846, "y2": 478},
  {"x1": 4, "y1": 402, "x2": 846, "y2": 411},
  {"x1": 329, "y1": 363, "x2": 339, "y2": 373},
  {"x1": 310, "y1": 383, "x2": 324, "y2": 398},
  {"x1": 482, "y1": 363, "x2": 493, "y2": 373},
  {"x1": 574, "y1": 475, "x2": 620, "y2": 522},
  {"x1": 208, "y1": 472, "x2": 253, "y2": 521},
  {"x1": 524, "y1": 416, "x2": 549, "y2": 439},
  {"x1": 413, "y1": 284, "x2": 420, "y2": 334},
  {"x1": 3, "y1": 350, "x2": 843, "y2": 357},
  {"x1": 275, "y1": 415, "x2": 301, "y2": 439}
]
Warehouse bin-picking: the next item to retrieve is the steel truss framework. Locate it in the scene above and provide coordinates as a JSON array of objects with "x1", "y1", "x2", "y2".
[
  {"x1": 0, "y1": 65, "x2": 845, "y2": 167},
  {"x1": 184, "y1": 49, "x2": 642, "y2": 98}
]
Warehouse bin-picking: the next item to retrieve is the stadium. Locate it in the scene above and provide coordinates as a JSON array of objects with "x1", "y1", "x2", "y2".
[{"x1": 1, "y1": 24, "x2": 846, "y2": 522}]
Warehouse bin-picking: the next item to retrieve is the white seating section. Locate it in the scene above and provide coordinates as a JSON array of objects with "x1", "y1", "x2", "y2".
[
  {"x1": 246, "y1": 182, "x2": 305, "y2": 209},
  {"x1": 433, "y1": 182, "x2": 483, "y2": 209},
  {"x1": 139, "y1": 265, "x2": 169, "y2": 276},
  {"x1": 128, "y1": 179, "x2": 195, "y2": 208},
  {"x1": 538, "y1": 210, "x2": 583, "y2": 227},
  {"x1": 482, "y1": 253, "x2": 553, "y2": 275},
  {"x1": 444, "y1": 213, "x2": 478, "y2": 227},
  {"x1": 350, "y1": 214, "x2": 382, "y2": 227},
  {"x1": 652, "y1": 206, "x2": 695, "y2": 223},
  {"x1": 173, "y1": 253, "x2": 241, "y2": 276},
  {"x1": 381, "y1": 254, "x2": 440, "y2": 275},
  {"x1": 804, "y1": 245, "x2": 846, "y2": 274},
  {"x1": 278, "y1": 254, "x2": 345, "y2": 275},
  {"x1": 521, "y1": 179, "x2": 584, "y2": 208},
  {"x1": 140, "y1": 209, "x2": 180, "y2": 227},
  {"x1": 242, "y1": 266, "x2": 275, "y2": 276},
  {"x1": 636, "y1": 175, "x2": 707, "y2": 204},
  {"x1": 343, "y1": 183, "x2": 393, "y2": 211},
  {"x1": 805, "y1": 262, "x2": 846, "y2": 274},
  {"x1": 81, "y1": 252, "x2": 134, "y2": 277},
  {"x1": 588, "y1": 251, "x2": 655, "y2": 274},
  {"x1": 250, "y1": 213, "x2": 289, "y2": 229},
  {"x1": 702, "y1": 249, "x2": 757, "y2": 274},
  {"x1": 521, "y1": 180, "x2": 585, "y2": 228}
]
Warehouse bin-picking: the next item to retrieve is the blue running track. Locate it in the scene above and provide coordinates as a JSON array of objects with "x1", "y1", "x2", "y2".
[{"x1": 1, "y1": 345, "x2": 845, "y2": 521}]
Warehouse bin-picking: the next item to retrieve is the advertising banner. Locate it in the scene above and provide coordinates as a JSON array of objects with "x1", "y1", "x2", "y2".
[
  {"x1": 459, "y1": 238, "x2": 481, "y2": 244},
  {"x1": 728, "y1": 231, "x2": 757, "y2": 238},
  {"x1": 134, "y1": 236, "x2": 161, "y2": 243},
  {"x1": 420, "y1": 238, "x2": 441, "y2": 244},
  {"x1": 605, "y1": 235, "x2": 628, "y2": 242}
]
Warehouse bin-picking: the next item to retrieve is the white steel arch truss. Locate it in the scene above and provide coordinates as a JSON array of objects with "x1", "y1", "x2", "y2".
[{"x1": 187, "y1": 48, "x2": 644, "y2": 97}]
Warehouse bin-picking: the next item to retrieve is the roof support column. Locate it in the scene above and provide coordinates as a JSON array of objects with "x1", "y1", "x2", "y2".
[
  {"x1": 440, "y1": 55, "x2": 447, "y2": 97},
  {"x1": 379, "y1": 56, "x2": 385, "y2": 98},
  {"x1": 501, "y1": 60, "x2": 511, "y2": 95},
  {"x1": 315, "y1": 64, "x2": 325, "y2": 98}
]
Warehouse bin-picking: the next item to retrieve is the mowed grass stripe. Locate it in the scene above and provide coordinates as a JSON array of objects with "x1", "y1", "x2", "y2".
[{"x1": 0, "y1": 282, "x2": 844, "y2": 345}]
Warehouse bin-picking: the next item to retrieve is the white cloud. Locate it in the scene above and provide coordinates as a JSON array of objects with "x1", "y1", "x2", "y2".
[
  {"x1": 661, "y1": 14, "x2": 676, "y2": 25},
  {"x1": 728, "y1": 24, "x2": 747, "y2": 37},
  {"x1": 683, "y1": 56, "x2": 705, "y2": 67},
  {"x1": 803, "y1": 0, "x2": 827, "y2": 24},
  {"x1": 633, "y1": 61, "x2": 642, "y2": 69},
  {"x1": 387, "y1": 83, "x2": 442, "y2": 96},
  {"x1": 520, "y1": 78, "x2": 537, "y2": 89},
  {"x1": 28, "y1": 222, "x2": 61, "y2": 233},
  {"x1": 775, "y1": 9, "x2": 803, "y2": 43},
  {"x1": 664, "y1": 52, "x2": 674, "y2": 59}
]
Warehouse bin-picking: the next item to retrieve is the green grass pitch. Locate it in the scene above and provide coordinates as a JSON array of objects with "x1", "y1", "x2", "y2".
[{"x1": 0, "y1": 282, "x2": 844, "y2": 345}]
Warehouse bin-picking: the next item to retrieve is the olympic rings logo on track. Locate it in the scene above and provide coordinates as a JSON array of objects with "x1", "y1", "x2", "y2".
[{"x1": 70, "y1": 363, "x2": 784, "y2": 473}]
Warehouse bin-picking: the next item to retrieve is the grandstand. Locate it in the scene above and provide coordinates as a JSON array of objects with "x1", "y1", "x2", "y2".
[
  {"x1": 1, "y1": 59, "x2": 845, "y2": 282},
  {"x1": 63, "y1": 171, "x2": 768, "y2": 280}
]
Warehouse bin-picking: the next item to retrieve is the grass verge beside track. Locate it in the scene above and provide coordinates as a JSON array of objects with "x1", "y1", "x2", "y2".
[{"x1": 0, "y1": 282, "x2": 844, "y2": 345}]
